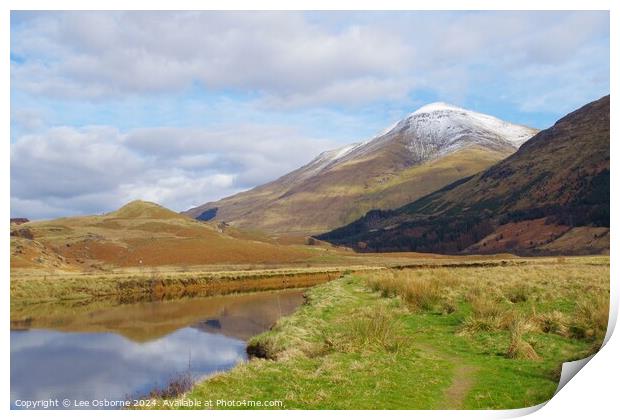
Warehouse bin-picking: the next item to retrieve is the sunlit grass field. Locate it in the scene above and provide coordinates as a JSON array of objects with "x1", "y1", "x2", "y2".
[{"x1": 165, "y1": 256, "x2": 609, "y2": 410}]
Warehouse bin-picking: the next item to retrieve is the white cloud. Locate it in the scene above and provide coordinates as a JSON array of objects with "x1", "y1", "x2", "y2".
[
  {"x1": 11, "y1": 109, "x2": 45, "y2": 132},
  {"x1": 10, "y1": 124, "x2": 339, "y2": 219},
  {"x1": 11, "y1": 11, "x2": 412, "y2": 105},
  {"x1": 11, "y1": 11, "x2": 609, "y2": 111},
  {"x1": 9, "y1": 11, "x2": 609, "y2": 219}
]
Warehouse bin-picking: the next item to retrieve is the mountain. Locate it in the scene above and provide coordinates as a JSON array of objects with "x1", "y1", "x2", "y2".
[
  {"x1": 10, "y1": 200, "x2": 313, "y2": 271},
  {"x1": 185, "y1": 103, "x2": 537, "y2": 235},
  {"x1": 318, "y1": 95, "x2": 610, "y2": 256}
]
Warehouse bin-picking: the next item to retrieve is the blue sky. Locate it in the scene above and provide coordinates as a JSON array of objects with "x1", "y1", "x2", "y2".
[{"x1": 10, "y1": 11, "x2": 610, "y2": 219}]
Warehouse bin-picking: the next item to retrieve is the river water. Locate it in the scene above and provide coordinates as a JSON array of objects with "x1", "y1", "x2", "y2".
[{"x1": 10, "y1": 289, "x2": 305, "y2": 409}]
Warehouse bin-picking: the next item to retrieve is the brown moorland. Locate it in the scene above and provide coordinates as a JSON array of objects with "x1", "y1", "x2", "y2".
[{"x1": 10, "y1": 200, "x2": 317, "y2": 272}]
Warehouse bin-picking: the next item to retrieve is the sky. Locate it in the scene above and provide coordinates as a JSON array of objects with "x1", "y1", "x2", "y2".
[{"x1": 10, "y1": 10, "x2": 610, "y2": 220}]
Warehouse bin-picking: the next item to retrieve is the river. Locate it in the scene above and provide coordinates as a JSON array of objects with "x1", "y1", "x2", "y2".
[{"x1": 10, "y1": 289, "x2": 305, "y2": 409}]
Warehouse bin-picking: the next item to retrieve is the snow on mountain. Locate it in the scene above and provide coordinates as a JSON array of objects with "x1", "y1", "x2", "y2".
[
  {"x1": 382, "y1": 102, "x2": 538, "y2": 161},
  {"x1": 296, "y1": 142, "x2": 365, "y2": 180},
  {"x1": 300, "y1": 102, "x2": 538, "y2": 177},
  {"x1": 411, "y1": 102, "x2": 464, "y2": 115},
  {"x1": 409, "y1": 102, "x2": 537, "y2": 147}
]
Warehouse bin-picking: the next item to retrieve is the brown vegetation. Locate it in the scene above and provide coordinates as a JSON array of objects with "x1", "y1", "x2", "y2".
[{"x1": 9, "y1": 200, "x2": 314, "y2": 271}]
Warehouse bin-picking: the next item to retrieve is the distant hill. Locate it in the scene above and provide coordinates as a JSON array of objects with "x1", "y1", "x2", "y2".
[
  {"x1": 10, "y1": 200, "x2": 313, "y2": 271},
  {"x1": 318, "y1": 95, "x2": 610, "y2": 256},
  {"x1": 185, "y1": 103, "x2": 537, "y2": 235},
  {"x1": 10, "y1": 218, "x2": 30, "y2": 225}
]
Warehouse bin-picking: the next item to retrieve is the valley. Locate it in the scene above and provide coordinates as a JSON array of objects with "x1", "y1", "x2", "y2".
[
  {"x1": 10, "y1": 96, "x2": 610, "y2": 411},
  {"x1": 9, "y1": 9, "x2": 613, "y2": 414}
]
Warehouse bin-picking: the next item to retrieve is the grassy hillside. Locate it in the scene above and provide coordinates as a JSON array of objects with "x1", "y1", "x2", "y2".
[
  {"x1": 185, "y1": 147, "x2": 511, "y2": 235},
  {"x1": 319, "y1": 96, "x2": 609, "y2": 255},
  {"x1": 10, "y1": 200, "x2": 315, "y2": 272}
]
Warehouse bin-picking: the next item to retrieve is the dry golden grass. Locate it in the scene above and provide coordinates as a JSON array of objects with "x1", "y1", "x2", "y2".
[
  {"x1": 335, "y1": 305, "x2": 406, "y2": 353},
  {"x1": 10, "y1": 200, "x2": 316, "y2": 271},
  {"x1": 569, "y1": 294, "x2": 610, "y2": 342},
  {"x1": 506, "y1": 314, "x2": 541, "y2": 361},
  {"x1": 12, "y1": 198, "x2": 540, "y2": 278},
  {"x1": 460, "y1": 297, "x2": 506, "y2": 334},
  {"x1": 363, "y1": 257, "x2": 610, "y2": 358},
  {"x1": 367, "y1": 268, "x2": 460, "y2": 313},
  {"x1": 10, "y1": 266, "x2": 362, "y2": 304},
  {"x1": 533, "y1": 310, "x2": 568, "y2": 336}
]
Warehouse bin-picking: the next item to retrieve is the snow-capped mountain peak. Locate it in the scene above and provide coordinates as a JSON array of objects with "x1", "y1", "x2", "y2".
[
  {"x1": 410, "y1": 102, "x2": 465, "y2": 115},
  {"x1": 289, "y1": 102, "x2": 538, "y2": 183},
  {"x1": 187, "y1": 102, "x2": 540, "y2": 234},
  {"x1": 376, "y1": 102, "x2": 539, "y2": 161}
]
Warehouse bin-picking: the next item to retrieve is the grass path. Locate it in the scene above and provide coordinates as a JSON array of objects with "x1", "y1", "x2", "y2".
[
  {"x1": 441, "y1": 356, "x2": 478, "y2": 409},
  {"x1": 414, "y1": 342, "x2": 478, "y2": 409}
]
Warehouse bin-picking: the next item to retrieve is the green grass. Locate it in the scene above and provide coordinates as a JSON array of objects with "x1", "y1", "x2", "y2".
[
  {"x1": 181, "y1": 276, "x2": 454, "y2": 409},
  {"x1": 144, "y1": 257, "x2": 608, "y2": 410}
]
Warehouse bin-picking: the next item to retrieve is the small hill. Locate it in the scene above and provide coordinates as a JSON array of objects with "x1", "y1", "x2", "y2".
[
  {"x1": 10, "y1": 200, "x2": 314, "y2": 271},
  {"x1": 107, "y1": 200, "x2": 182, "y2": 220},
  {"x1": 185, "y1": 103, "x2": 537, "y2": 235},
  {"x1": 319, "y1": 95, "x2": 610, "y2": 256}
]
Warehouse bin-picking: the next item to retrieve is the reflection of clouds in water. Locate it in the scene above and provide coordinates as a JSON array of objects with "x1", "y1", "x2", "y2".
[{"x1": 11, "y1": 328, "x2": 246, "y2": 406}]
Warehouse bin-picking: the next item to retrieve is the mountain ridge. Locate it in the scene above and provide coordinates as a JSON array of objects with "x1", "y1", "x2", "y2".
[
  {"x1": 318, "y1": 95, "x2": 610, "y2": 256},
  {"x1": 185, "y1": 102, "x2": 538, "y2": 235}
]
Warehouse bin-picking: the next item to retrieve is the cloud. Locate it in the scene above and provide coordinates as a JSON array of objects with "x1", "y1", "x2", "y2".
[
  {"x1": 10, "y1": 124, "x2": 339, "y2": 219},
  {"x1": 11, "y1": 126, "x2": 143, "y2": 199},
  {"x1": 11, "y1": 11, "x2": 609, "y2": 111},
  {"x1": 10, "y1": 108, "x2": 45, "y2": 134},
  {"x1": 11, "y1": 11, "x2": 412, "y2": 106},
  {"x1": 9, "y1": 11, "x2": 610, "y2": 219},
  {"x1": 11, "y1": 328, "x2": 245, "y2": 403}
]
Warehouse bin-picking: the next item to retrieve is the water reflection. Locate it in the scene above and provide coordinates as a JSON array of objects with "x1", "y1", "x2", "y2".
[{"x1": 11, "y1": 289, "x2": 305, "y2": 409}]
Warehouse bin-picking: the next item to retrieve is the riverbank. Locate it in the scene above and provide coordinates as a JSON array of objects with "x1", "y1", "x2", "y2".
[
  {"x1": 11, "y1": 255, "x2": 588, "y2": 305},
  {"x1": 158, "y1": 256, "x2": 608, "y2": 410},
  {"x1": 10, "y1": 266, "x2": 363, "y2": 305}
]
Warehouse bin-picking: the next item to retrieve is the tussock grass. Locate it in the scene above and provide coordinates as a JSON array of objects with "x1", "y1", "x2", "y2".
[
  {"x1": 247, "y1": 277, "x2": 357, "y2": 360},
  {"x1": 569, "y1": 295, "x2": 609, "y2": 344},
  {"x1": 506, "y1": 314, "x2": 540, "y2": 361},
  {"x1": 363, "y1": 260, "x2": 609, "y2": 359},
  {"x1": 335, "y1": 305, "x2": 406, "y2": 353},
  {"x1": 503, "y1": 282, "x2": 531, "y2": 303},
  {"x1": 460, "y1": 300, "x2": 505, "y2": 334},
  {"x1": 533, "y1": 310, "x2": 568, "y2": 336},
  {"x1": 249, "y1": 277, "x2": 408, "y2": 359},
  {"x1": 366, "y1": 269, "x2": 459, "y2": 313}
]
